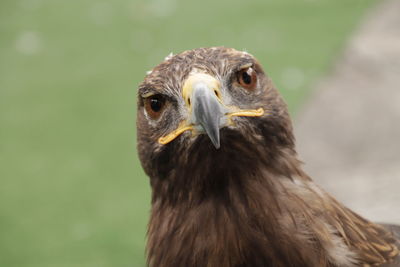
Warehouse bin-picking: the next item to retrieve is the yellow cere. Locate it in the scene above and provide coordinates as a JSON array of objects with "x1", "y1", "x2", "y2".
[{"x1": 182, "y1": 73, "x2": 222, "y2": 108}]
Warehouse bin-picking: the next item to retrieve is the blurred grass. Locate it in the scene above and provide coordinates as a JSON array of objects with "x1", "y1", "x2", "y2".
[{"x1": 0, "y1": 0, "x2": 374, "y2": 266}]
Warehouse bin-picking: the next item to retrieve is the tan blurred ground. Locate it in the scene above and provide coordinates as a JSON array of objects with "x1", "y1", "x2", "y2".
[{"x1": 295, "y1": 0, "x2": 400, "y2": 224}]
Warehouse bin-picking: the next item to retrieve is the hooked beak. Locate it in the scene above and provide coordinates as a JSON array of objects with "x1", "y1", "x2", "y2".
[
  {"x1": 158, "y1": 73, "x2": 264, "y2": 149},
  {"x1": 190, "y1": 80, "x2": 224, "y2": 148}
]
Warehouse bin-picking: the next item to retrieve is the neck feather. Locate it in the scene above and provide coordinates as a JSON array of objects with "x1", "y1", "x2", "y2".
[{"x1": 147, "y1": 134, "x2": 398, "y2": 267}]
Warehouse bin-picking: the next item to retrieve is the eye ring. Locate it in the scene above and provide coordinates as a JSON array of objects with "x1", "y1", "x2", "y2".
[
  {"x1": 237, "y1": 67, "x2": 257, "y2": 91},
  {"x1": 144, "y1": 94, "x2": 166, "y2": 119}
]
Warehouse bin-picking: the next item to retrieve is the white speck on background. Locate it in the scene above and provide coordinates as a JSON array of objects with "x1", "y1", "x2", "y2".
[
  {"x1": 89, "y1": 2, "x2": 113, "y2": 25},
  {"x1": 147, "y1": 0, "x2": 177, "y2": 17},
  {"x1": 281, "y1": 67, "x2": 305, "y2": 90},
  {"x1": 15, "y1": 31, "x2": 42, "y2": 55},
  {"x1": 131, "y1": 29, "x2": 154, "y2": 52},
  {"x1": 19, "y1": 0, "x2": 42, "y2": 10},
  {"x1": 72, "y1": 222, "x2": 91, "y2": 240}
]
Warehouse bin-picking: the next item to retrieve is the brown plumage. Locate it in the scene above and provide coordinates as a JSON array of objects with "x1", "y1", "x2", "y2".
[{"x1": 136, "y1": 47, "x2": 400, "y2": 267}]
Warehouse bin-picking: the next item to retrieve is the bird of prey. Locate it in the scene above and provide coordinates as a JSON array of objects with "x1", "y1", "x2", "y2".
[{"x1": 136, "y1": 47, "x2": 400, "y2": 267}]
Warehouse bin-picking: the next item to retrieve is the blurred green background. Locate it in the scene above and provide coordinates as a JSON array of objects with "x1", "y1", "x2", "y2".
[{"x1": 0, "y1": 0, "x2": 375, "y2": 266}]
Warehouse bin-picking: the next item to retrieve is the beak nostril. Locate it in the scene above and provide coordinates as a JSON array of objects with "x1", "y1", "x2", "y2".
[
  {"x1": 214, "y1": 90, "x2": 219, "y2": 97},
  {"x1": 188, "y1": 98, "x2": 191, "y2": 106}
]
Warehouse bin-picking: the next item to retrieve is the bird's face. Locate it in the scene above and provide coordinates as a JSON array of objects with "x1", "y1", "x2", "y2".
[
  {"x1": 137, "y1": 47, "x2": 293, "y2": 177},
  {"x1": 148, "y1": 63, "x2": 265, "y2": 149}
]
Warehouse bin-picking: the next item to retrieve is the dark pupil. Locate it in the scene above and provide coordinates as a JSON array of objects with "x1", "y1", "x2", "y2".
[
  {"x1": 150, "y1": 97, "x2": 163, "y2": 112},
  {"x1": 242, "y1": 71, "x2": 252, "y2": 84}
]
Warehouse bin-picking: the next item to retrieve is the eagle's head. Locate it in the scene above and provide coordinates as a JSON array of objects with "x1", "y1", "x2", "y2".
[{"x1": 137, "y1": 47, "x2": 295, "y2": 183}]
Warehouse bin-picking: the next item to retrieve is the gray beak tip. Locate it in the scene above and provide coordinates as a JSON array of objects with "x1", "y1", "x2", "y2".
[
  {"x1": 204, "y1": 126, "x2": 220, "y2": 149},
  {"x1": 208, "y1": 124, "x2": 221, "y2": 149},
  {"x1": 211, "y1": 138, "x2": 220, "y2": 149}
]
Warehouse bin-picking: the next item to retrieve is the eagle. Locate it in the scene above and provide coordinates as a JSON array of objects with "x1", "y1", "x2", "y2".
[{"x1": 136, "y1": 47, "x2": 400, "y2": 267}]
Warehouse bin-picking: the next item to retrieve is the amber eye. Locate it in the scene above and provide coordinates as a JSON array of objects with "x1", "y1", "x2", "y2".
[
  {"x1": 237, "y1": 67, "x2": 257, "y2": 91},
  {"x1": 144, "y1": 94, "x2": 166, "y2": 119}
]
